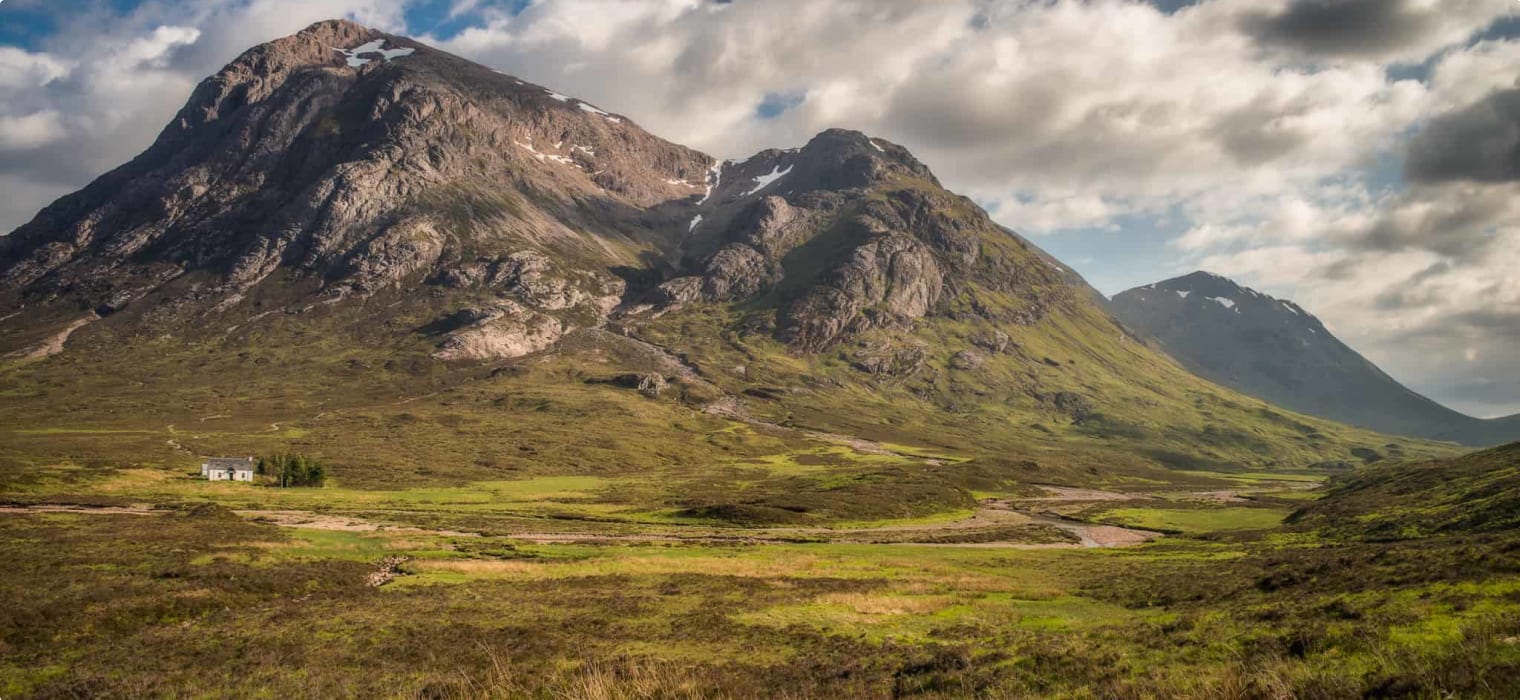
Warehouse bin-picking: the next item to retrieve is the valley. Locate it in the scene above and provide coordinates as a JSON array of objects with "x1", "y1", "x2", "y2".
[
  {"x1": 4, "y1": 444, "x2": 1520, "y2": 698},
  {"x1": 0, "y1": 17, "x2": 1517, "y2": 699}
]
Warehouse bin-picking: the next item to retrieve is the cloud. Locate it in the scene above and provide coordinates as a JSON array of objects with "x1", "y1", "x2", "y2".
[
  {"x1": 1404, "y1": 87, "x2": 1520, "y2": 184},
  {"x1": 1356, "y1": 182, "x2": 1518, "y2": 258},
  {"x1": 1239, "y1": 0, "x2": 1509, "y2": 62},
  {"x1": 0, "y1": 111, "x2": 67, "y2": 151}
]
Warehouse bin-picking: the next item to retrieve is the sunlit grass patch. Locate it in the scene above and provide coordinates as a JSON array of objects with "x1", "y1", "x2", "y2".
[
  {"x1": 1097, "y1": 506, "x2": 1290, "y2": 534},
  {"x1": 1261, "y1": 489, "x2": 1324, "y2": 501}
]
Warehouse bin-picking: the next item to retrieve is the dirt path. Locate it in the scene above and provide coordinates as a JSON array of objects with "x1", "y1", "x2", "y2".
[
  {"x1": 236, "y1": 510, "x2": 482, "y2": 538},
  {"x1": 7, "y1": 314, "x2": 97, "y2": 361},
  {"x1": 461, "y1": 500, "x2": 1160, "y2": 549},
  {"x1": 1021, "y1": 512, "x2": 1160, "y2": 547},
  {"x1": 0, "y1": 504, "x2": 157, "y2": 516},
  {"x1": 2, "y1": 500, "x2": 1162, "y2": 550},
  {"x1": 1015, "y1": 485, "x2": 1147, "y2": 503}
]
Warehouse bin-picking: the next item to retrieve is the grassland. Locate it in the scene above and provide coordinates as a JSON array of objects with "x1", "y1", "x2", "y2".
[
  {"x1": 1, "y1": 437, "x2": 1517, "y2": 698},
  {"x1": 3, "y1": 497, "x2": 1519, "y2": 699},
  {"x1": 2, "y1": 429, "x2": 1519, "y2": 698},
  {"x1": 0, "y1": 276, "x2": 1501, "y2": 697},
  {"x1": 1093, "y1": 506, "x2": 1290, "y2": 534}
]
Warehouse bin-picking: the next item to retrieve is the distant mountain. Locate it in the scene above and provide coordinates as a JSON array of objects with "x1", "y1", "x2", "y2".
[{"x1": 1111, "y1": 272, "x2": 1520, "y2": 447}]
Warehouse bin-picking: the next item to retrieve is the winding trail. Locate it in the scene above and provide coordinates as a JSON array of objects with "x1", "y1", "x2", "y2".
[
  {"x1": 1, "y1": 498, "x2": 1161, "y2": 550},
  {"x1": 237, "y1": 495, "x2": 1162, "y2": 549},
  {"x1": 0, "y1": 504, "x2": 158, "y2": 516},
  {"x1": 7, "y1": 314, "x2": 97, "y2": 361}
]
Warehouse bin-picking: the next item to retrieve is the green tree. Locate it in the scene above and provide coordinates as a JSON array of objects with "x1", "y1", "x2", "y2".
[{"x1": 262, "y1": 453, "x2": 326, "y2": 487}]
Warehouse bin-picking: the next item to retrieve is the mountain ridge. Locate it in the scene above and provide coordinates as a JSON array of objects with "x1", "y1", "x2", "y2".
[
  {"x1": 0, "y1": 20, "x2": 1447, "y2": 508},
  {"x1": 1111, "y1": 271, "x2": 1520, "y2": 447}
]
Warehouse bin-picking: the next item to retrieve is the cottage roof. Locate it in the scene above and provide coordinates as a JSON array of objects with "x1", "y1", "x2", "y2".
[{"x1": 204, "y1": 457, "x2": 256, "y2": 470}]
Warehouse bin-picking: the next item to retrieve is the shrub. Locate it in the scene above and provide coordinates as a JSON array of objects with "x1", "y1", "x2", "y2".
[{"x1": 255, "y1": 454, "x2": 328, "y2": 487}]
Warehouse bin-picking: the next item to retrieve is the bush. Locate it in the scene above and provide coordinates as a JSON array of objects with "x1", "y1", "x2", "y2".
[{"x1": 255, "y1": 454, "x2": 327, "y2": 487}]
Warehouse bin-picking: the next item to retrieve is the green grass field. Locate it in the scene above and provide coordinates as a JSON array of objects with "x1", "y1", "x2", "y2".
[
  {"x1": 1095, "y1": 506, "x2": 1290, "y2": 534},
  {"x1": 3, "y1": 502, "x2": 1520, "y2": 699}
]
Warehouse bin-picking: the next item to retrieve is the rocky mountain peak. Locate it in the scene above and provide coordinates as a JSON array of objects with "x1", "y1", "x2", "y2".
[
  {"x1": 699, "y1": 129, "x2": 934, "y2": 209},
  {"x1": 0, "y1": 20, "x2": 711, "y2": 313},
  {"x1": 0, "y1": 20, "x2": 1089, "y2": 366}
]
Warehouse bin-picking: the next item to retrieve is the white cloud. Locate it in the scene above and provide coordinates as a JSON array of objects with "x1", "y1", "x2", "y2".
[
  {"x1": 0, "y1": 47, "x2": 69, "y2": 89},
  {"x1": 0, "y1": 111, "x2": 67, "y2": 151}
]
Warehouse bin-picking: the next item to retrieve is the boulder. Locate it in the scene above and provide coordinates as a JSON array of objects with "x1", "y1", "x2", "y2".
[
  {"x1": 970, "y1": 329, "x2": 1013, "y2": 354},
  {"x1": 950, "y1": 349, "x2": 985, "y2": 370},
  {"x1": 432, "y1": 300, "x2": 564, "y2": 361},
  {"x1": 637, "y1": 373, "x2": 669, "y2": 399}
]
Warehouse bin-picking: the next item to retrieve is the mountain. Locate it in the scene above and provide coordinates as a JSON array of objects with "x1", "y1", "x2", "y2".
[
  {"x1": 0, "y1": 21, "x2": 1445, "y2": 516},
  {"x1": 1110, "y1": 271, "x2": 1520, "y2": 447}
]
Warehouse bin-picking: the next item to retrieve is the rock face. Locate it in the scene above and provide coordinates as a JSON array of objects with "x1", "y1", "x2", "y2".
[
  {"x1": 0, "y1": 19, "x2": 703, "y2": 336},
  {"x1": 432, "y1": 301, "x2": 564, "y2": 361},
  {"x1": 645, "y1": 128, "x2": 1074, "y2": 352},
  {"x1": 636, "y1": 373, "x2": 669, "y2": 399},
  {"x1": 1112, "y1": 271, "x2": 1520, "y2": 446}
]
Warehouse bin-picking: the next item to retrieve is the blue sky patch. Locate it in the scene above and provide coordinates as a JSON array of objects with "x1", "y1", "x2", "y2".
[{"x1": 755, "y1": 90, "x2": 807, "y2": 120}]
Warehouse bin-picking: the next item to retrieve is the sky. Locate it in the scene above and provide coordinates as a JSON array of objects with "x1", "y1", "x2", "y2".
[{"x1": 0, "y1": 0, "x2": 1517, "y2": 417}]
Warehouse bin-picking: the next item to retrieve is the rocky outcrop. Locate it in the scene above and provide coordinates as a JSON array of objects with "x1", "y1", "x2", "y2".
[
  {"x1": 432, "y1": 301, "x2": 564, "y2": 361},
  {"x1": 850, "y1": 341, "x2": 928, "y2": 378},
  {"x1": 343, "y1": 219, "x2": 446, "y2": 293},
  {"x1": 949, "y1": 350, "x2": 985, "y2": 371},
  {"x1": 636, "y1": 373, "x2": 668, "y2": 398},
  {"x1": 653, "y1": 276, "x2": 705, "y2": 305},
  {"x1": 970, "y1": 330, "x2": 1014, "y2": 354},
  {"x1": 778, "y1": 234, "x2": 943, "y2": 351}
]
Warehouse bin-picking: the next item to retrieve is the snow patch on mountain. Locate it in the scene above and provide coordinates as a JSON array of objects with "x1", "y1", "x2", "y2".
[
  {"x1": 334, "y1": 39, "x2": 413, "y2": 67},
  {"x1": 697, "y1": 161, "x2": 724, "y2": 205},
  {"x1": 746, "y1": 164, "x2": 792, "y2": 196},
  {"x1": 515, "y1": 140, "x2": 575, "y2": 166},
  {"x1": 577, "y1": 102, "x2": 616, "y2": 121}
]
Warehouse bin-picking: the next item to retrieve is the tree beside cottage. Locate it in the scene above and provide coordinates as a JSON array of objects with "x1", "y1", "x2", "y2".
[{"x1": 257, "y1": 454, "x2": 327, "y2": 487}]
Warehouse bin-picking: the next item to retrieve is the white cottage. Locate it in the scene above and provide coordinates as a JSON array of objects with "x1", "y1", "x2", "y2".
[{"x1": 202, "y1": 456, "x2": 256, "y2": 482}]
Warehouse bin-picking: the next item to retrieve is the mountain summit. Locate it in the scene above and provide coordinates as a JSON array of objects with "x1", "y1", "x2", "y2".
[
  {"x1": 0, "y1": 21, "x2": 1430, "y2": 496},
  {"x1": 1111, "y1": 272, "x2": 1520, "y2": 446}
]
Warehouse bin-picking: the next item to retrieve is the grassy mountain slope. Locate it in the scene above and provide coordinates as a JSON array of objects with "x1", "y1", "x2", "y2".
[{"x1": 1291, "y1": 441, "x2": 1520, "y2": 539}]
